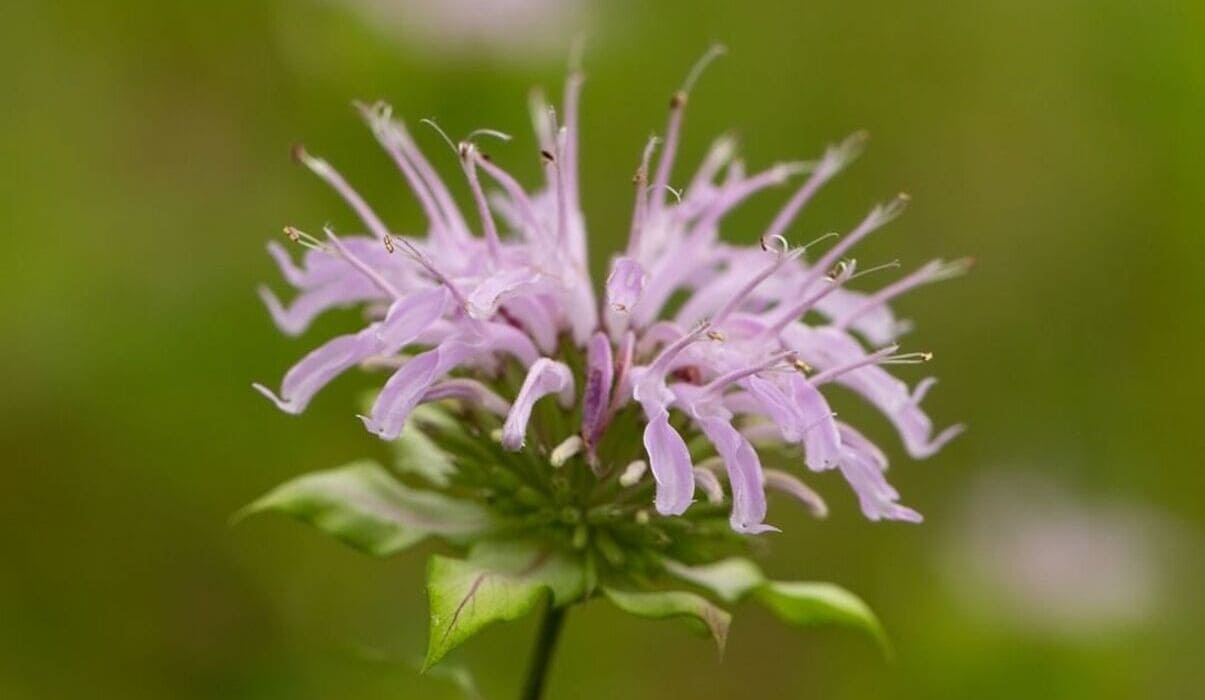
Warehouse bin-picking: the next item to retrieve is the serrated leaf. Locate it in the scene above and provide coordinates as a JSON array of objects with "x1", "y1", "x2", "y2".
[
  {"x1": 425, "y1": 541, "x2": 585, "y2": 670},
  {"x1": 603, "y1": 588, "x2": 730, "y2": 655},
  {"x1": 238, "y1": 460, "x2": 494, "y2": 556},
  {"x1": 754, "y1": 581, "x2": 890, "y2": 655},
  {"x1": 663, "y1": 557, "x2": 766, "y2": 604}
]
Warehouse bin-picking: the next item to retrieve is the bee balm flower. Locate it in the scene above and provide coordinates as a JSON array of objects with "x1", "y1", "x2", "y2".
[{"x1": 255, "y1": 50, "x2": 965, "y2": 535}]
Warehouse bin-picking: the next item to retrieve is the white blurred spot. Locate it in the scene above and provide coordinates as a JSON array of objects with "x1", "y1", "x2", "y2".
[
  {"x1": 333, "y1": 0, "x2": 588, "y2": 61},
  {"x1": 943, "y1": 470, "x2": 1181, "y2": 637}
]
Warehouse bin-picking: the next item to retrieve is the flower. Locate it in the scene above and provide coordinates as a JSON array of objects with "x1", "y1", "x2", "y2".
[{"x1": 254, "y1": 47, "x2": 966, "y2": 537}]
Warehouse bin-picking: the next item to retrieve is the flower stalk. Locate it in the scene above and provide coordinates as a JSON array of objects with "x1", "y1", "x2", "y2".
[{"x1": 521, "y1": 603, "x2": 567, "y2": 700}]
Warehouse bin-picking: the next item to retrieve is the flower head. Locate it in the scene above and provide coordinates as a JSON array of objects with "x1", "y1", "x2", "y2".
[{"x1": 255, "y1": 50, "x2": 965, "y2": 538}]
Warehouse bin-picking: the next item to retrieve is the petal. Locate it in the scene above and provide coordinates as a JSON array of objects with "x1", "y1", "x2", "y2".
[
  {"x1": 814, "y1": 286, "x2": 903, "y2": 345},
  {"x1": 788, "y1": 375, "x2": 844, "y2": 471},
  {"x1": 422, "y1": 378, "x2": 510, "y2": 416},
  {"x1": 376, "y1": 286, "x2": 450, "y2": 349},
  {"x1": 743, "y1": 374, "x2": 842, "y2": 471},
  {"x1": 466, "y1": 267, "x2": 542, "y2": 319},
  {"x1": 643, "y1": 410, "x2": 695, "y2": 516},
  {"x1": 501, "y1": 294, "x2": 559, "y2": 354},
  {"x1": 836, "y1": 422, "x2": 889, "y2": 471},
  {"x1": 581, "y1": 332, "x2": 615, "y2": 445},
  {"x1": 253, "y1": 325, "x2": 382, "y2": 414},
  {"x1": 501, "y1": 359, "x2": 575, "y2": 450},
  {"x1": 472, "y1": 321, "x2": 540, "y2": 367},
  {"x1": 605, "y1": 256, "x2": 647, "y2": 312},
  {"x1": 696, "y1": 416, "x2": 776, "y2": 533},
  {"x1": 265, "y1": 241, "x2": 309, "y2": 287},
  {"x1": 784, "y1": 325, "x2": 961, "y2": 459},
  {"x1": 258, "y1": 277, "x2": 380, "y2": 337},
  {"x1": 838, "y1": 452, "x2": 922, "y2": 523},
  {"x1": 363, "y1": 339, "x2": 476, "y2": 439}
]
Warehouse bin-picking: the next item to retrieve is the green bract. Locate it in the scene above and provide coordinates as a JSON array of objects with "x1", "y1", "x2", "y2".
[{"x1": 240, "y1": 398, "x2": 887, "y2": 667}]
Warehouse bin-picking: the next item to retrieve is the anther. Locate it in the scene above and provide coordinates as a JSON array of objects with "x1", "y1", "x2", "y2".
[
  {"x1": 540, "y1": 149, "x2": 556, "y2": 163},
  {"x1": 706, "y1": 330, "x2": 726, "y2": 342},
  {"x1": 383, "y1": 234, "x2": 395, "y2": 254},
  {"x1": 825, "y1": 260, "x2": 850, "y2": 281}
]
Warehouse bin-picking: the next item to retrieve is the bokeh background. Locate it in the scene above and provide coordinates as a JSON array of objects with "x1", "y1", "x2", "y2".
[{"x1": 3, "y1": 0, "x2": 1204, "y2": 698}]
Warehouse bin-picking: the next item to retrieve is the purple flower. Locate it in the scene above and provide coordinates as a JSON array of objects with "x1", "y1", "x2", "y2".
[{"x1": 256, "y1": 52, "x2": 966, "y2": 533}]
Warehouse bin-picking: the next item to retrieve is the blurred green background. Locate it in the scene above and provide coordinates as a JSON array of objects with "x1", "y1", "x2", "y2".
[{"x1": 3, "y1": 0, "x2": 1204, "y2": 697}]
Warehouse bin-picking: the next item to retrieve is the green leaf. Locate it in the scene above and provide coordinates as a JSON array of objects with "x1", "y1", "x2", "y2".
[
  {"x1": 662, "y1": 557, "x2": 766, "y2": 604},
  {"x1": 754, "y1": 581, "x2": 890, "y2": 655},
  {"x1": 391, "y1": 404, "x2": 460, "y2": 487},
  {"x1": 425, "y1": 541, "x2": 586, "y2": 670},
  {"x1": 602, "y1": 588, "x2": 730, "y2": 655},
  {"x1": 237, "y1": 460, "x2": 494, "y2": 556}
]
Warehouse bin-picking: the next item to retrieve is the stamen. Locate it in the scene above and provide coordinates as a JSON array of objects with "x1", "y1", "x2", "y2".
[
  {"x1": 880, "y1": 351, "x2": 933, "y2": 365},
  {"x1": 759, "y1": 233, "x2": 791, "y2": 255},
  {"x1": 699, "y1": 350, "x2": 797, "y2": 398},
  {"x1": 825, "y1": 259, "x2": 850, "y2": 281},
  {"x1": 282, "y1": 226, "x2": 328, "y2": 253},
  {"x1": 645, "y1": 183, "x2": 683, "y2": 203},
  {"x1": 650, "y1": 44, "x2": 726, "y2": 216},
  {"x1": 793, "y1": 192, "x2": 911, "y2": 296},
  {"x1": 800, "y1": 231, "x2": 839, "y2": 255},
  {"x1": 323, "y1": 227, "x2": 400, "y2": 298},
  {"x1": 849, "y1": 259, "x2": 901, "y2": 280},
  {"x1": 711, "y1": 245, "x2": 805, "y2": 325},
  {"x1": 763, "y1": 259, "x2": 859, "y2": 336},
  {"x1": 419, "y1": 118, "x2": 458, "y2": 156},
  {"x1": 837, "y1": 257, "x2": 974, "y2": 330},
  {"x1": 464, "y1": 128, "x2": 513, "y2": 142},
  {"x1": 647, "y1": 322, "x2": 711, "y2": 377},
  {"x1": 808, "y1": 344, "x2": 901, "y2": 385},
  {"x1": 388, "y1": 236, "x2": 470, "y2": 309},
  {"x1": 625, "y1": 135, "x2": 660, "y2": 256}
]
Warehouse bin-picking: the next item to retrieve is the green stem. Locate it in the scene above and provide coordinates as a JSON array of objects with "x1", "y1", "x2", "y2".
[{"x1": 520, "y1": 603, "x2": 567, "y2": 700}]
